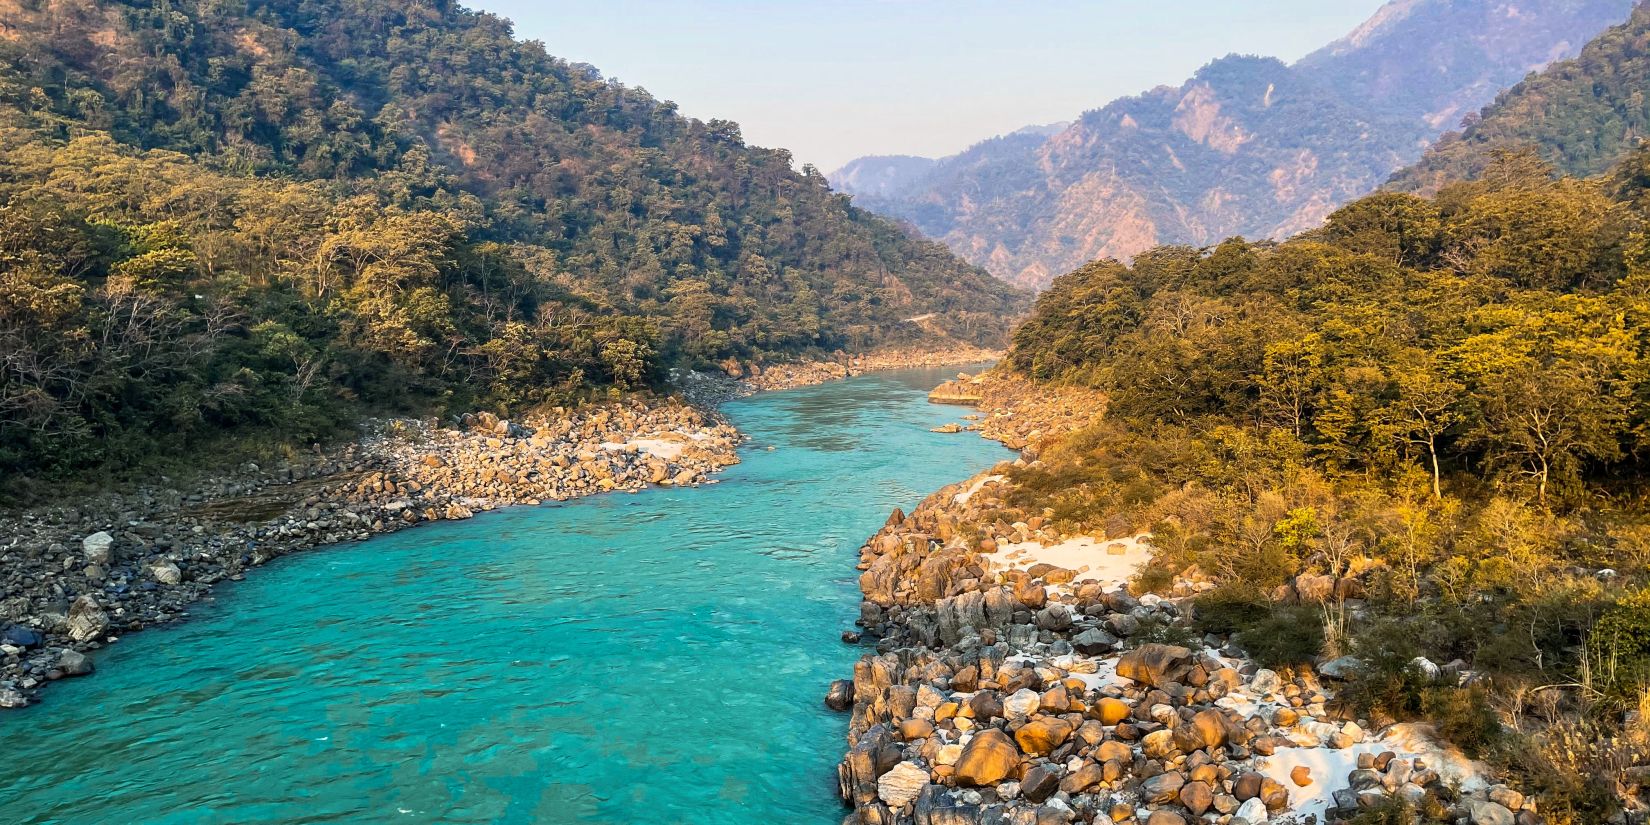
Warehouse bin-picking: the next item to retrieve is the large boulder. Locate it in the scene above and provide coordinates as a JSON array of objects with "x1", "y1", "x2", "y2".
[
  {"x1": 1072, "y1": 627, "x2": 1118, "y2": 655},
  {"x1": 1003, "y1": 688, "x2": 1041, "y2": 720},
  {"x1": 953, "y1": 729, "x2": 1020, "y2": 786},
  {"x1": 147, "y1": 561, "x2": 183, "y2": 586},
  {"x1": 66, "y1": 595, "x2": 108, "y2": 643},
  {"x1": 1091, "y1": 697, "x2": 1132, "y2": 725},
  {"x1": 1189, "y1": 708, "x2": 1232, "y2": 748},
  {"x1": 825, "y1": 679, "x2": 855, "y2": 711},
  {"x1": 1468, "y1": 801, "x2": 1516, "y2": 825},
  {"x1": 1014, "y1": 718, "x2": 1074, "y2": 756},
  {"x1": 82, "y1": 531, "x2": 115, "y2": 566},
  {"x1": 1180, "y1": 779, "x2": 1214, "y2": 816},
  {"x1": 57, "y1": 649, "x2": 94, "y2": 676},
  {"x1": 1021, "y1": 763, "x2": 1062, "y2": 803},
  {"x1": 2, "y1": 625, "x2": 43, "y2": 648},
  {"x1": 1141, "y1": 771, "x2": 1186, "y2": 804},
  {"x1": 877, "y1": 761, "x2": 930, "y2": 808},
  {"x1": 1117, "y1": 643, "x2": 1193, "y2": 687}
]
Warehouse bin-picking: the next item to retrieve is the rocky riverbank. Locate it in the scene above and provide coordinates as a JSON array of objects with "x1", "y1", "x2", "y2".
[
  {"x1": 927, "y1": 369, "x2": 1106, "y2": 451},
  {"x1": 828, "y1": 376, "x2": 1534, "y2": 825},
  {"x1": 0, "y1": 400, "x2": 739, "y2": 709},
  {"x1": 735, "y1": 346, "x2": 1005, "y2": 394}
]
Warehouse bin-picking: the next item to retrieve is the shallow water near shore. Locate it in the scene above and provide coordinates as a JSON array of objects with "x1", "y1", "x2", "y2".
[{"x1": 0, "y1": 366, "x2": 1011, "y2": 825}]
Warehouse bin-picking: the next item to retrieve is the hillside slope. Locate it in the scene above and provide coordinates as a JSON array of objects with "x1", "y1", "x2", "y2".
[
  {"x1": 832, "y1": 0, "x2": 1635, "y2": 288},
  {"x1": 1391, "y1": 1, "x2": 1650, "y2": 192},
  {"x1": 0, "y1": 0, "x2": 1025, "y2": 477}
]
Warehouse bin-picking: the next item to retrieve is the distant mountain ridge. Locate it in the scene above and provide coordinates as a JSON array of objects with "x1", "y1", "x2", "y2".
[
  {"x1": 1391, "y1": 1, "x2": 1650, "y2": 192},
  {"x1": 832, "y1": 0, "x2": 1638, "y2": 288}
]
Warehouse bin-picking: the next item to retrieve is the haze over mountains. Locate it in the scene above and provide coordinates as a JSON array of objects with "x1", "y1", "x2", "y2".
[{"x1": 830, "y1": 0, "x2": 1639, "y2": 288}]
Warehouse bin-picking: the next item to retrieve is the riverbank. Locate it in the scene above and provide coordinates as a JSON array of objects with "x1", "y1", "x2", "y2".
[
  {"x1": 830, "y1": 372, "x2": 1533, "y2": 825},
  {"x1": 736, "y1": 346, "x2": 1005, "y2": 394},
  {"x1": 0, "y1": 399, "x2": 739, "y2": 709}
]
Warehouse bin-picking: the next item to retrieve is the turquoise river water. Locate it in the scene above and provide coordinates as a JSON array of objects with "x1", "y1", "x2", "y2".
[{"x1": 0, "y1": 366, "x2": 1012, "y2": 825}]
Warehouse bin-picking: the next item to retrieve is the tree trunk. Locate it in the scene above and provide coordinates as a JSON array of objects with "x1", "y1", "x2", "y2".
[{"x1": 1429, "y1": 443, "x2": 1441, "y2": 500}]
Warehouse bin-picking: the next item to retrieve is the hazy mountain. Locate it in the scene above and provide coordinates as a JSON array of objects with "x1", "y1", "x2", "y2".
[
  {"x1": 833, "y1": 0, "x2": 1637, "y2": 288},
  {"x1": 1391, "y1": 1, "x2": 1650, "y2": 192},
  {"x1": 0, "y1": 0, "x2": 1026, "y2": 474}
]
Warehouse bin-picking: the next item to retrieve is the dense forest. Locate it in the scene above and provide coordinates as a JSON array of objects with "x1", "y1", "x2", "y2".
[
  {"x1": 1002, "y1": 147, "x2": 1650, "y2": 821},
  {"x1": 1392, "y1": 2, "x2": 1650, "y2": 193},
  {"x1": 0, "y1": 0, "x2": 1024, "y2": 481}
]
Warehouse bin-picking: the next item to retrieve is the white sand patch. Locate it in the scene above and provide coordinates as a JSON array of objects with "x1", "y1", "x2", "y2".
[
  {"x1": 984, "y1": 535, "x2": 1154, "y2": 591},
  {"x1": 1258, "y1": 724, "x2": 1492, "y2": 823},
  {"x1": 954, "y1": 474, "x2": 1004, "y2": 506},
  {"x1": 1381, "y1": 722, "x2": 1491, "y2": 792},
  {"x1": 1258, "y1": 742, "x2": 1382, "y2": 823},
  {"x1": 1068, "y1": 658, "x2": 1120, "y2": 691},
  {"x1": 1006, "y1": 654, "x2": 1123, "y2": 692},
  {"x1": 601, "y1": 431, "x2": 707, "y2": 461}
]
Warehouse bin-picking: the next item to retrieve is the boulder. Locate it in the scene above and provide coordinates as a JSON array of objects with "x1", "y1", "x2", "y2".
[
  {"x1": 953, "y1": 729, "x2": 1020, "y2": 786},
  {"x1": 147, "y1": 561, "x2": 183, "y2": 585},
  {"x1": 1317, "y1": 656, "x2": 1364, "y2": 680},
  {"x1": 1072, "y1": 627, "x2": 1118, "y2": 655},
  {"x1": 1092, "y1": 696, "x2": 1131, "y2": 725},
  {"x1": 2, "y1": 625, "x2": 43, "y2": 648},
  {"x1": 1116, "y1": 643, "x2": 1193, "y2": 687},
  {"x1": 1021, "y1": 763, "x2": 1061, "y2": 803},
  {"x1": 1180, "y1": 779, "x2": 1214, "y2": 816},
  {"x1": 1260, "y1": 777, "x2": 1290, "y2": 810},
  {"x1": 825, "y1": 679, "x2": 855, "y2": 711},
  {"x1": 1291, "y1": 766, "x2": 1312, "y2": 787},
  {"x1": 1189, "y1": 708, "x2": 1230, "y2": 748},
  {"x1": 57, "y1": 649, "x2": 94, "y2": 676},
  {"x1": 1015, "y1": 718, "x2": 1074, "y2": 756},
  {"x1": 1145, "y1": 810, "x2": 1187, "y2": 825},
  {"x1": 1004, "y1": 688, "x2": 1041, "y2": 720},
  {"x1": 66, "y1": 595, "x2": 108, "y2": 643},
  {"x1": 82, "y1": 531, "x2": 115, "y2": 565},
  {"x1": 1060, "y1": 763, "x2": 1105, "y2": 794},
  {"x1": 877, "y1": 761, "x2": 930, "y2": 808},
  {"x1": 1468, "y1": 801, "x2": 1516, "y2": 825},
  {"x1": 1141, "y1": 728, "x2": 1176, "y2": 759},
  {"x1": 1236, "y1": 797, "x2": 1269, "y2": 823},
  {"x1": 899, "y1": 718, "x2": 935, "y2": 741},
  {"x1": 1140, "y1": 771, "x2": 1186, "y2": 804}
]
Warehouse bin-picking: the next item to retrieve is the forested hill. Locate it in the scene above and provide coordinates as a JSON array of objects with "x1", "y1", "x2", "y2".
[
  {"x1": 998, "y1": 146, "x2": 1650, "y2": 821},
  {"x1": 0, "y1": 0, "x2": 1024, "y2": 479},
  {"x1": 1391, "y1": 2, "x2": 1650, "y2": 193},
  {"x1": 829, "y1": 0, "x2": 1635, "y2": 289}
]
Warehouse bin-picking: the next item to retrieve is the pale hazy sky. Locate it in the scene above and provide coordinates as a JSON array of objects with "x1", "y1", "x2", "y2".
[{"x1": 473, "y1": 1, "x2": 1389, "y2": 171}]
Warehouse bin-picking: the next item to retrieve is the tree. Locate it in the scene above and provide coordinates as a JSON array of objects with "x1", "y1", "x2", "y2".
[
  {"x1": 1467, "y1": 360, "x2": 1625, "y2": 505},
  {"x1": 1381, "y1": 355, "x2": 1465, "y2": 500}
]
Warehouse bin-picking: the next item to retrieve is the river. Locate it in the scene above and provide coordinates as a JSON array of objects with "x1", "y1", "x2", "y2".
[{"x1": 0, "y1": 366, "x2": 1012, "y2": 825}]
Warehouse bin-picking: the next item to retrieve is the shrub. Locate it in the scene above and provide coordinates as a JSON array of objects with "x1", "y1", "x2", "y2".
[
  {"x1": 1342, "y1": 796, "x2": 1414, "y2": 825},
  {"x1": 1588, "y1": 587, "x2": 1650, "y2": 701},
  {"x1": 1420, "y1": 686, "x2": 1502, "y2": 756}
]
